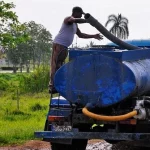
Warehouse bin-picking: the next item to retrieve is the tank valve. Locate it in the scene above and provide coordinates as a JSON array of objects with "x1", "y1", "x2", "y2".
[{"x1": 134, "y1": 100, "x2": 146, "y2": 120}]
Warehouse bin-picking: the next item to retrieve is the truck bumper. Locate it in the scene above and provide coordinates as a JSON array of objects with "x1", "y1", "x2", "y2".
[{"x1": 35, "y1": 131, "x2": 150, "y2": 141}]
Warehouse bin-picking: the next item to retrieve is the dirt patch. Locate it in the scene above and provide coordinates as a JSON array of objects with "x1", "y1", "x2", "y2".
[
  {"x1": 0, "y1": 140, "x2": 111, "y2": 150},
  {"x1": 0, "y1": 140, "x2": 50, "y2": 150},
  {"x1": 1, "y1": 140, "x2": 142, "y2": 150}
]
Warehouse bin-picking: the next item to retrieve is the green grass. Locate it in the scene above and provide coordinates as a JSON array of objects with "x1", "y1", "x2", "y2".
[
  {"x1": 0, "y1": 91, "x2": 50, "y2": 146},
  {"x1": 0, "y1": 68, "x2": 52, "y2": 146}
]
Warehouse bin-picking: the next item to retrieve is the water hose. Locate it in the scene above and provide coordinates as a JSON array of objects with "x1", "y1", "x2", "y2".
[
  {"x1": 84, "y1": 13, "x2": 142, "y2": 50},
  {"x1": 82, "y1": 107, "x2": 138, "y2": 121}
]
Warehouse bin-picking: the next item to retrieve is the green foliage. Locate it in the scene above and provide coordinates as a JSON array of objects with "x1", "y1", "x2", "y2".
[
  {"x1": 3, "y1": 111, "x2": 31, "y2": 121},
  {"x1": 0, "y1": 78, "x2": 8, "y2": 90},
  {"x1": 0, "y1": 137, "x2": 8, "y2": 145},
  {"x1": 11, "y1": 92, "x2": 19, "y2": 100},
  {"x1": 0, "y1": 92, "x2": 49, "y2": 146},
  {"x1": 0, "y1": 72, "x2": 53, "y2": 145},
  {"x1": 30, "y1": 103, "x2": 47, "y2": 111},
  {"x1": 26, "y1": 21, "x2": 52, "y2": 66},
  {"x1": 0, "y1": 73, "x2": 22, "y2": 92},
  {"x1": 0, "y1": 1, "x2": 29, "y2": 48},
  {"x1": 0, "y1": 1, "x2": 18, "y2": 24},
  {"x1": 20, "y1": 65, "x2": 50, "y2": 93},
  {"x1": 5, "y1": 21, "x2": 52, "y2": 72},
  {"x1": 0, "y1": 65, "x2": 50, "y2": 93},
  {"x1": 11, "y1": 110, "x2": 25, "y2": 115},
  {"x1": 0, "y1": 73, "x2": 20, "y2": 81}
]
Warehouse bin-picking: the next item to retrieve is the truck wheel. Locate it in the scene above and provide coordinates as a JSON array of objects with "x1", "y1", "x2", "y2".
[
  {"x1": 51, "y1": 143, "x2": 71, "y2": 150},
  {"x1": 51, "y1": 139, "x2": 88, "y2": 150}
]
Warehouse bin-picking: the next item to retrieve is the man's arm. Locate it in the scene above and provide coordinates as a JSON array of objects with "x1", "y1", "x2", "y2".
[
  {"x1": 76, "y1": 27, "x2": 103, "y2": 40},
  {"x1": 64, "y1": 16, "x2": 87, "y2": 24}
]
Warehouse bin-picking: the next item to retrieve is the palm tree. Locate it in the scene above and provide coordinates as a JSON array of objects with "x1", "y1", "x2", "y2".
[{"x1": 105, "y1": 14, "x2": 129, "y2": 39}]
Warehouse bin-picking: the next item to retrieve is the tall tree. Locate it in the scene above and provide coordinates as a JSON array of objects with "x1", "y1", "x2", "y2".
[
  {"x1": 26, "y1": 21, "x2": 52, "y2": 68},
  {"x1": 6, "y1": 21, "x2": 52, "y2": 73},
  {"x1": 5, "y1": 22, "x2": 30, "y2": 73},
  {"x1": 105, "y1": 14, "x2": 129, "y2": 39}
]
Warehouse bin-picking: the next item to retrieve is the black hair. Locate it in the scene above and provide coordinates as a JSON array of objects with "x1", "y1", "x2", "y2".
[{"x1": 72, "y1": 6, "x2": 83, "y2": 14}]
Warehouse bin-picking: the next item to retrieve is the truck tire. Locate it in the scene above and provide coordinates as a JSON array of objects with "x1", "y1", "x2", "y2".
[{"x1": 51, "y1": 139, "x2": 88, "y2": 150}]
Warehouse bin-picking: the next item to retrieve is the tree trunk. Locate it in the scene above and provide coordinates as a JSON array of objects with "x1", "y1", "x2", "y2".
[
  {"x1": 32, "y1": 47, "x2": 36, "y2": 70},
  {"x1": 26, "y1": 63, "x2": 30, "y2": 73},
  {"x1": 13, "y1": 65, "x2": 17, "y2": 73},
  {"x1": 84, "y1": 14, "x2": 142, "y2": 50},
  {"x1": 26, "y1": 65, "x2": 30, "y2": 73},
  {"x1": 20, "y1": 63, "x2": 23, "y2": 73}
]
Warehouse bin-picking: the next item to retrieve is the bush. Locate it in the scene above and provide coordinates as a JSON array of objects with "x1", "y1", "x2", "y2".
[
  {"x1": 0, "y1": 78, "x2": 9, "y2": 91},
  {"x1": 0, "y1": 74, "x2": 22, "y2": 92},
  {"x1": 20, "y1": 65, "x2": 50, "y2": 93},
  {"x1": 0, "y1": 73, "x2": 22, "y2": 81},
  {"x1": 30, "y1": 103, "x2": 47, "y2": 111},
  {"x1": 11, "y1": 110, "x2": 25, "y2": 115},
  {"x1": 0, "y1": 65, "x2": 50, "y2": 93}
]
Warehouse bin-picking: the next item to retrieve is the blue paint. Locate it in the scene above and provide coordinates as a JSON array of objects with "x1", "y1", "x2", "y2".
[
  {"x1": 122, "y1": 49, "x2": 150, "y2": 61},
  {"x1": 69, "y1": 49, "x2": 122, "y2": 61},
  {"x1": 69, "y1": 48, "x2": 150, "y2": 62},
  {"x1": 54, "y1": 54, "x2": 136, "y2": 107},
  {"x1": 54, "y1": 48, "x2": 150, "y2": 107}
]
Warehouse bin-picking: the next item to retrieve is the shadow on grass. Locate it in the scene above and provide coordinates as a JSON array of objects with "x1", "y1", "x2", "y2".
[{"x1": 0, "y1": 137, "x2": 9, "y2": 145}]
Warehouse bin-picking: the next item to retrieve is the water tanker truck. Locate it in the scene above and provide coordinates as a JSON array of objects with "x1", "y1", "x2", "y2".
[{"x1": 35, "y1": 14, "x2": 150, "y2": 150}]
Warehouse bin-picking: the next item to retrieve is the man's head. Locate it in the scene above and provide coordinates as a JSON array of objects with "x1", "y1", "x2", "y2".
[{"x1": 72, "y1": 6, "x2": 84, "y2": 18}]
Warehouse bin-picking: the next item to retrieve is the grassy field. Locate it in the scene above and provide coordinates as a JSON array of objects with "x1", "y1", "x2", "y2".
[
  {"x1": 0, "y1": 91, "x2": 50, "y2": 146},
  {"x1": 0, "y1": 71, "x2": 51, "y2": 146}
]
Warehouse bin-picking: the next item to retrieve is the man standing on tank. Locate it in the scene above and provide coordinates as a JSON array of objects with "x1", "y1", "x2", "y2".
[{"x1": 49, "y1": 6, "x2": 103, "y2": 93}]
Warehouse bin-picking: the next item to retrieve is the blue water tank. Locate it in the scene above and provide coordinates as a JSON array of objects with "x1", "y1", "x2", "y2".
[{"x1": 54, "y1": 48, "x2": 150, "y2": 107}]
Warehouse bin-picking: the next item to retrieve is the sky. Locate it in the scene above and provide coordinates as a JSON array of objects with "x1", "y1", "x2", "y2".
[{"x1": 6, "y1": 0, "x2": 150, "y2": 47}]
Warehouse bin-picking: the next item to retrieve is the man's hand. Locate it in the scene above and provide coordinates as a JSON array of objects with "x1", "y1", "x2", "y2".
[{"x1": 93, "y1": 34, "x2": 103, "y2": 40}]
